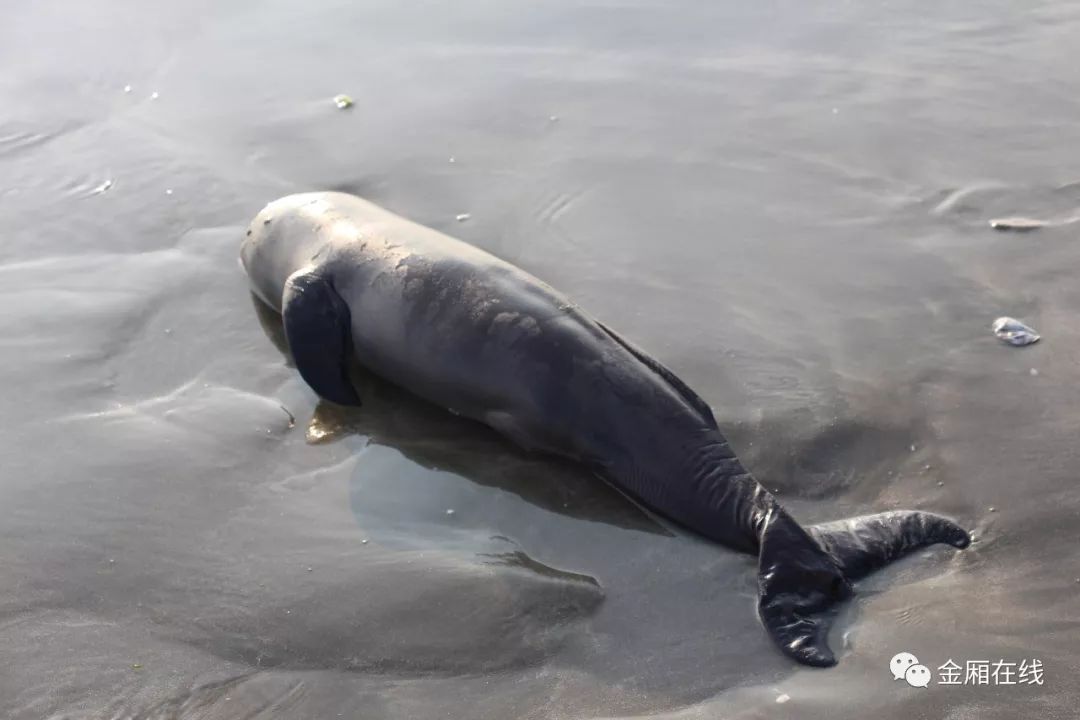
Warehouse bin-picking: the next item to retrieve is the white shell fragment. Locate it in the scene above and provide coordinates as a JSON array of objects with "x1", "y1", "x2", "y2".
[
  {"x1": 992, "y1": 317, "x2": 1040, "y2": 346},
  {"x1": 989, "y1": 217, "x2": 1047, "y2": 232},
  {"x1": 333, "y1": 94, "x2": 354, "y2": 109},
  {"x1": 455, "y1": 213, "x2": 471, "y2": 222}
]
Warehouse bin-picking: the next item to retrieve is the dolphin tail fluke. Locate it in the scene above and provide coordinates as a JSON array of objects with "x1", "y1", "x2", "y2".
[
  {"x1": 756, "y1": 507, "x2": 970, "y2": 667},
  {"x1": 808, "y1": 510, "x2": 971, "y2": 580}
]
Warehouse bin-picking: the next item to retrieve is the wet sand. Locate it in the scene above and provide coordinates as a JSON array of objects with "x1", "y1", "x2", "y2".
[{"x1": 2, "y1": 1, "x2": 1079, "y2": 717}]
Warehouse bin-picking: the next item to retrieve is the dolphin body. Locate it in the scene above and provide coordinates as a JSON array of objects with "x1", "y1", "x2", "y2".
[{"x1": 241, "y1": 192, "x2": 970, "y2": 666}]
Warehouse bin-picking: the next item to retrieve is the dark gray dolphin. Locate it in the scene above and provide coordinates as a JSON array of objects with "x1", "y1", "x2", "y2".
[{"x1": 240, "y1": 192, "x2": 970, "y2": 667}]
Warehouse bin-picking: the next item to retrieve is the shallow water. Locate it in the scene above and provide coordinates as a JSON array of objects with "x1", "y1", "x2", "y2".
[{"x1": 3, "y1": 0, "x2": 1080, "y2": 717}]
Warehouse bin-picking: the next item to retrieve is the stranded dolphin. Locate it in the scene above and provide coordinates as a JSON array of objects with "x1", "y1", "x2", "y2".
[{"x1": 240, "y1": 191, "x2": 970, "y2": 666}]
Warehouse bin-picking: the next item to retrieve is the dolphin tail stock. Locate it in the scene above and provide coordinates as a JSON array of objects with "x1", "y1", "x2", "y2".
[{"x1": 755, "y1": 503, "x2": 970, "y2": 667}]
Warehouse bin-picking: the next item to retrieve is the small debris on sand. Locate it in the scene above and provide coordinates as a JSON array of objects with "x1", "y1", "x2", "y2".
[
  {"x1": 91, "y1": 179, "x2": 113, "y2": 194},
  {"x1": 989, "y1": 217, "x2": 1046, "y2": 232},
  {"x1": 776, "y1": 694, "x2": 791, "y2": 704},
  {"x1": 333, "y1": 94, "x2": 354, "y2": 109},
  {"x1": 992, "y1": 317, "x2": 1040, "y2": 346},
  {"x1": 455, "y1": 213, "x2": 471, "y2": 222}
]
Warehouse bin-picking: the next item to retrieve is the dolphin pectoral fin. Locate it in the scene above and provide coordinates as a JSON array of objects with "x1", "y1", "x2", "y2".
[
  {"x1": 281, "y1": 269, "x2": 362, "y2": 407},
  {"x1": 756, "y1": 506, "x2": 852, "y2": 667},
  {"x1": 808, "y1": 511, "x2": 971, "y2": 581}
]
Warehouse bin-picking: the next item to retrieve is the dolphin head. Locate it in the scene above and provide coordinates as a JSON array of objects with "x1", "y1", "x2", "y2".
[{"x1": 241, "y1": 195, "x2": 331, "y2": 312}]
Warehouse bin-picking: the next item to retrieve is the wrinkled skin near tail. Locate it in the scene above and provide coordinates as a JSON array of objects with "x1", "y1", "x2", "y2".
[{"x1": 756, "y1": 504, "x2": 970, "y2": 666}]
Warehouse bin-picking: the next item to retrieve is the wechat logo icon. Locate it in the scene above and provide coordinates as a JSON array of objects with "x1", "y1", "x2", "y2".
[{"x1": 891, "y1": 652, "x2": 932, "y2": 688}]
